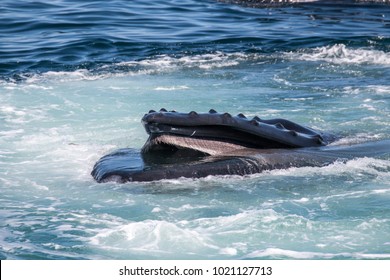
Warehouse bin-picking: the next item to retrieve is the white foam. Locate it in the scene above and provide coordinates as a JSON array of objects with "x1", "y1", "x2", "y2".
[
  {"x1": 1, "y1": 45, "x2": 389, "y2": 86},
  {"x1": 357, "y1": 218, "x2": 389, "y2": 230},
  {"x1": 151, "y1": 207, "x2": 162, "y2": 213},
  {"x1": 89, "y1": 219, "x2": 217, "y2": 255},
  {"x1": 262, "y1": 157, "x2": 390, "y2": 180},
  {"x1": 244, "y1": 248, "x2": 390, "y2": 259},
  {"x1": 119, "y1": 52, "x2": 249, "y2": 71},
  {"x1": 219, "y1": 247, "x2": 238, "y2": 256},
  {"x1": 294, "y1": 197, "x2": 310, "y2": 203},
  {"x1": 192, "y1": 209, "x2": 287, "y2": 233},
  {"x1": 285, "y1": 44, "x2": 390, "y2": 65},
  {"x1": 25, "y1": 179, "x2": 50, "y2": 191},
  {"x1": 87, "y1": 209, "x2": 314, "y2": 257},
  {"x1": 0, "y1": 105, "x2": 48, "y2": 125},
  {"x1": 331, "y1": 134, "x2": 383, "y2": 145},
  {"x1": 168, "y1": 204, "x2": 208, "y2": 213},
  {"x1": 27, "y1": 70, "x2": 103, "y2": 83},
  {"x1": 367, "y1": 85, "x2": 390, "y2": 95},
  {"x1": 154, "y1": 85, "x2": 189, "y2": 91},
  {"x1": 0, "y1": 129, "x2": 25, "y2": 139},
  {"x1": 372, "y1": 189, "x2": 390, "y2": 194},
  {"x1": 0, "y1": 51, "x2": 262, "y2": 85}
]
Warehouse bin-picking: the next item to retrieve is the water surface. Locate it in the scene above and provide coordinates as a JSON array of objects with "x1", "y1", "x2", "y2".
[{"x1": 1, "y1": 0, "x2": 390, "y2": 259}]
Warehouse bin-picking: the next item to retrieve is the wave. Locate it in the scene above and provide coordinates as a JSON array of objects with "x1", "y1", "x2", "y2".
[
  {"x1": 89, "y1": 219, "x2": 218, "y2": 258},
  {"x1": 2, "y1": 43, "x2": 389, "y2": 84},
  {"x1": 86, "y1": 207, "x2": 390, "y2": 259},
  {"x1": 116, "y1": 52, "x2": 250, "y2": 70},
  {"x1": 2, "y1": 0, "x2": 389, "y2": 78},
  {"x1": 262, "y1": 157, "x2": 390, "y2": 180},
  {"x1": 285, "y1": 44, "x2": 390, "y2": 65},
  {"x1": 1, "y1": 52, "x2": 264, "y2": 84}
]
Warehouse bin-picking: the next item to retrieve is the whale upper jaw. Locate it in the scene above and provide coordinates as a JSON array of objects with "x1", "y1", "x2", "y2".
[{"x1": 141, "y1": 109, "x2": 336, "y2": 156}]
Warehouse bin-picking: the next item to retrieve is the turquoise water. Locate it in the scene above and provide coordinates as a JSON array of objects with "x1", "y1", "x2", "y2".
[{"x1": 1, "y1": 0, "x2": 390, "y2": 259}]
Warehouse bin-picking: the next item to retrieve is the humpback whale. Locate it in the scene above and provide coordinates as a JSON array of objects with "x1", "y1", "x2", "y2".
[{"x1": 92, "y1": 109, "x2": 390, "y2": 183}]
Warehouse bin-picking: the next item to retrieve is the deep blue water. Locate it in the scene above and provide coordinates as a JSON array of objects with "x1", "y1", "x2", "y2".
[{"x1": 1, "y1": 0, "x2": 390, "y2": 259}]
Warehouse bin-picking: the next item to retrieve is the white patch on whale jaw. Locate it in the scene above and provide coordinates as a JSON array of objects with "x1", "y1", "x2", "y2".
[{"x1": 141, "y1": 134, "x2": 247, "y2": 156}]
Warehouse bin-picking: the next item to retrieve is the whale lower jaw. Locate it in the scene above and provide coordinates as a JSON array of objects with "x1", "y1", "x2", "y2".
[
  {"x1": 142, "y1": 134, "x2": 249, "y2": 156},
  {"x1": 92, "y1": 140, "x2": 390, "y2": 183}
]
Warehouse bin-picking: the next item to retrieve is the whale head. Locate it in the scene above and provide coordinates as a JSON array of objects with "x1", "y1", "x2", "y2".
[{"x1": 141, "y1": 109, "x2": 334, "y2": 158}]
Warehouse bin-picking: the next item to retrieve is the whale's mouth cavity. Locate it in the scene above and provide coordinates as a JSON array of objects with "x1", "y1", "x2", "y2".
[
  {"x1": 141, "y1": 122, "x2": 293, "y2": 158},
  {"x1": 142, "y1": 132, "x2": 249, "y2": 157}
]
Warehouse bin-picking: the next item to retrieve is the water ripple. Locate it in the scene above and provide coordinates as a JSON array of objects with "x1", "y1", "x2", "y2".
[{"x1": 1, "y1": 0, "x2": 389, "y2": 76}]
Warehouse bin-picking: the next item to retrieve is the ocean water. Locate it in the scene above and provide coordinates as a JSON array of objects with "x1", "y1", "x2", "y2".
[{"x1": 1, "y1": 0, "x2": 390, "y2": 260}]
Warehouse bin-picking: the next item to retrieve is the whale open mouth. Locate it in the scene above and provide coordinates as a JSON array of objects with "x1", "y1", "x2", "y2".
[
  {"x1": 141, "y1": 109, "x2": 334, "y2": 157},
  {"x1": 91, "y1": 109, "x2": 388, "y2": 183}
]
